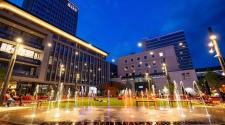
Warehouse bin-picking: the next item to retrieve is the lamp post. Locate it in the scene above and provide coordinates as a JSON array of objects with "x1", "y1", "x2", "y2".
[
  {"x1": 0, "y1": 38, "x2": 23, "y2": 105},
  {"x1": 162, "y1": 63, "x2": 168, "y2": 75},
  {"x1": 208, "y1": 27, "x2": 225, "y2": 75}
]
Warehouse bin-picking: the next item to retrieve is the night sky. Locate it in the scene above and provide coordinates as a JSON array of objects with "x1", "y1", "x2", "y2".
[{"x1": 9, "y1": 0, "x2": 225, "y2": 68}]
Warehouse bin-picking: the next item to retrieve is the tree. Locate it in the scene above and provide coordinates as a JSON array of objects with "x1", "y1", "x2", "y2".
[
  {"x1": 205, "y1": 71, "x2": 221, "y2": 89},
  {"x1": 166, "y1": 74, "x2": 174, "y2": 96}
]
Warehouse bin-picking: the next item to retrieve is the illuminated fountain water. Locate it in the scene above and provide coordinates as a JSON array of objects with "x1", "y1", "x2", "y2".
[
  {"x1": 74, "y1": 90, "x2": 78, "y2": 109},
  {"x1": 158, "y1": 90, "x2": 164, "y2": 110},
  {"x1": 30, "y1": 85, "x2": 39, "y2": 118},
  {"x1": 46, "y1": 87, "x2": 55, "y2": 113},
  {"x1": 56, "y1": 83, "x2": 64, "y2": 110},
  {"x1": 174, "y1": 81, "x2": 186, "y2": 118},
  {"x1": 180, "y1": 81, "x2": 193, "y2": 112},
  {"x1": 193, "y1": 81, "x2": 211, "y2": 119},
  {"x1": 128, "y1": 89, "x2": 133, "y2": 107},
  {"x1": 124, "y1": 89, "x2": 128, "y2": 107},
  {"x1": 81, "y1": 86, "x2": 84, "y2": 107},
  {"x1": 107, "y1": 90, "x2": 110, "y2": 107},
  {"x1": 152, "y1": 85, "x2": 156, "y2": 97},
  {"x1": 65, "y1": 88, "x2": 71, "y2": 113}
]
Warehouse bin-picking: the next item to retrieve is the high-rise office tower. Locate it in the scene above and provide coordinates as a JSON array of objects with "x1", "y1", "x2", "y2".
[
  {"x1": 22, "y1": 0, "x2": 78, "y2": 35},
  {"x1": 142, "y1": 31, "x2": 193, "y2": 70}
]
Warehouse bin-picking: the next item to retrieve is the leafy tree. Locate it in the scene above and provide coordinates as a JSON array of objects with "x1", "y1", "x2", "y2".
[
  {"x1": 166, "y1": 74, "x2": 174, "y2": 96},
  {"x1": 205, "y1": 71, "x2": 221, "y2": 89}
]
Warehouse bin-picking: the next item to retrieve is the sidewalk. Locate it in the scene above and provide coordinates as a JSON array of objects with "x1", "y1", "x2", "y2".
[{"x1": 0, "y1": 106, "x2": 30, "y2": 112}]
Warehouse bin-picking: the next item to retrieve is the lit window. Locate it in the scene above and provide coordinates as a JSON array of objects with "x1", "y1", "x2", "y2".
[{"x1": 159, "y1": 52, "x2": 164, "y2": 57}]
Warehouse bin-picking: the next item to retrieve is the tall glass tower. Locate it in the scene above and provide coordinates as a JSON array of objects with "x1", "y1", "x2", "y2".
[
  {"x1": 142, "y1": 31, "x2": 193, "y2": 70},
  {"x1": 22, "y1": 0, "x2": 78, "y2": 35}
]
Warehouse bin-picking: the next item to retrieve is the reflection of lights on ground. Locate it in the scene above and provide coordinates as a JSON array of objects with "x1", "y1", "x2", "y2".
[
  {"x1": 130, "y1": 115, "x2": 135, "y2": 118},
  {"x1": 168, "y1": 109, "x2": 173, "y2": 113},
  {"x1": 206, "y1": 114, "x2": 211, "y2": 117},
  {"x1": 181, "y1": 114, "x2": 186, "y2": 118},
  {"x1": 65, "y1": 110, "x2": 70, "y2": 114},
  {"x1": 159, "y1": 107, "x2": 164, "y2": 111},
  {"x1": 54, "y1": 113, "x2": 60, "y2": 118},
  {"x1": 30, "y1": 113, "x2": 36, "y2": 118}
]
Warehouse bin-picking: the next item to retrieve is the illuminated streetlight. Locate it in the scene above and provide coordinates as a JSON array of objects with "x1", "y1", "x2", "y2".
[
  {"x1": 112, "y1": 59, "x2": 115, "y2": 63},
  {"x1": 209, "y1": 34, "x2": 217, "y2": 40},
  {"x1": 208, "y1": 42, "x2": 213, "y2": 47},
  {"x1": 47, "y1": 43, "x2": 52, "y2": 47},
  {"x1": 209, "y1": 48, "x2": 214, "y2": 54},
  {"x1": 150, "y1": 51, "x2": 154, "y2": 55},
  {"x1": 137, "y1": 42, "x2": 142, "y2": 47},
  {"x1": 0, "y1": 37, "x2": 23, "y2": 105},
  {"x1": 162, "y1": 63, "x2": 168, "y2": 75},
  {"x1": 208, "y1": 27, "x2": 225, "y2": 74}
]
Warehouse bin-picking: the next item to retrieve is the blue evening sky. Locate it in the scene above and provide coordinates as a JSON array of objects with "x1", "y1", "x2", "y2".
[{"x1": 9, "y1": 0, "x2": 225, "y2": 68}]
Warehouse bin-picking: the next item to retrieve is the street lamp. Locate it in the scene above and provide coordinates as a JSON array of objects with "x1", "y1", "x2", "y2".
[
  {"x1": 137, "y1": 42, "x2": 142, "y2": 48},
  {"x1": 208, "y1": 27, "x2": 225, "y2": 75},
  {"x1": 0, "y1": 38, "x2": 23, "y2": 105},
  {"x1": 112, "y1": 59, "x2": 115, "y2": 63},
  {"x1": 162, "y1": 63, "x2": 168, "y2": 75}
]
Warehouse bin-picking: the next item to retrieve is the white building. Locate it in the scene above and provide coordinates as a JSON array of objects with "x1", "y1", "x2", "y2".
[{"x1": 117, "y1": 45, "x2": 197, "y2": 91}]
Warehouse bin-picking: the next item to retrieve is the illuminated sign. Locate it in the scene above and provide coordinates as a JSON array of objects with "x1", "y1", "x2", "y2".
[{"x1": 68, "y1": 2, "x2": 77, "y2": 12}]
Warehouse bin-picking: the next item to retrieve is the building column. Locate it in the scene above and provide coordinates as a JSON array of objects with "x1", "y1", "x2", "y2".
[{"x1": 38, "y1": 33, "x2": 53, "y2": 81}]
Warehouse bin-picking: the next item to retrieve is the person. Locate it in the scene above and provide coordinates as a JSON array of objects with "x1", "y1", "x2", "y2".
[
  {"x1": 219, "y1": 88, "x2": 225, "y2": 102},
  {"x1": 5, "y1": 92, "x2": 14, "y2": 107}
]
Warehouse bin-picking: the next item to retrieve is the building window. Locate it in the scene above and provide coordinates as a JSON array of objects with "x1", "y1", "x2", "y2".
[
  {"x1": 138, "y1": 64, "x2": 141, "y2": 67},
  {"x1": 144, "y1": 56, "x2": 147, "y2": 59},
  {"x1": 152, "y1": 54, "x2": 155, "y2": 58},
  {"x1": 153, "y1": 61, "x2": 156, "y2": 65},
  {"x1": 137, "y1": 57, "x2": 140, "y2": 60},
  {"x1": 126, "y1": 73, "x2": 128, "y2": 77},
  {"x1": 131, "y1": 65, "x2": 134, "y2": 68},
  {"x1": 145, "y1": 63, "x2": 148, "y2": 67},
  {"x1": 154, "y1": 70, "x2": 157, "y2": 74},
  {"x1": 159, "y1": 52, "x2": 164, "y2": 57},
  {"x1": 131, "y1": 58, "x2": 133, "y2": 62},
  {"x1": 125, "y1": 60, "x2": 128, "y2": 63}
]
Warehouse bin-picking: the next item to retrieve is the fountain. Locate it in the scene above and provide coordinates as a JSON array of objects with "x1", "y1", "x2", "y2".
[
  {"x1": 180, "y1": 81, "x2": 193, "y2": 112},
  {"x1": 74, "y1": 90, "x2": 78, "y2": 109},
  {"x1": 66, "y1": 88, "x2": 71, "y2": 113},
  {"x1": 56, "y1": 82, "x2": 64, "y2": 110},
  {"x1": 47, "y1": 87, "x2": 55, "y2": 113},
  {"x1": 193, "y1": 81, "x2": 211, "y2": 118},
  {"x1": 107, "y1": 90, "x2": 110, "y2": 107},
  {"x1": 174, "y1": 81, "x2": 186, "y2": 118},
  {"x1": 30, "y1": 85, "x2": 39, "y2": 118}
]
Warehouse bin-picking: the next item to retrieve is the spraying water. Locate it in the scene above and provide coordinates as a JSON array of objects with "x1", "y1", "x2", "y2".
[
  {"x1": 56, "y1": 83, "x2": 64, "y2": 110},
  {"x1": 180, "y1": 81, "x2": 193, "y2": 112},
  {"x1": 174, "y1": 81, "x2": 186, "y2": 118},
  {"x1": 193, "y1": 81, "x2": 211, "y2": 123},
  {"x1": 29, "y1": 85, "x2": 40, "y2": 123},
  {"x1": 66, "y1": 88, "x2": 71, "y2": 112},
  {"x1": 107, "y1": 90, "x2": 110, "y2": 107}
]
